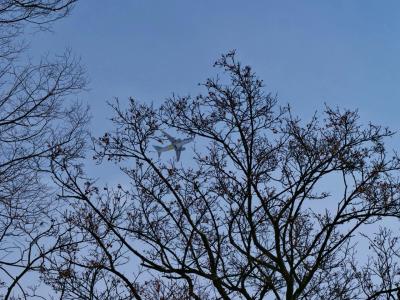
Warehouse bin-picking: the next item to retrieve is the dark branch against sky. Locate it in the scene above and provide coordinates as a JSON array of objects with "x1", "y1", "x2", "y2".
[{"x1": 2, "y1": 1, "x2": 400, "y2": 299}]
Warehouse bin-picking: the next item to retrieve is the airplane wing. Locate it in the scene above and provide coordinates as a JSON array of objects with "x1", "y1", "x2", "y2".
[
  {"x1": 175, "y1": 148, "x2": 182, "y2": 161},
  {"x1": 161, "y1": 130, "x2": 177, "y2": 144}
]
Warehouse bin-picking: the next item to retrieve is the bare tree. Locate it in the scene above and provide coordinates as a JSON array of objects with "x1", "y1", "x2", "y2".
[
  {"x1": 0, "y1": 1, "x2": 90, "y2": 299},
  {"x1": 49, "y1": 51, "x2": 400, "y2": 299},
  {"x1": 0, "y1": 0, "x2": 77, "y2": 24}
]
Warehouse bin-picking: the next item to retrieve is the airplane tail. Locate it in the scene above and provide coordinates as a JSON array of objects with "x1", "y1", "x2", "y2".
[{"x1": 153, "y1": 145, "x2": 162, "y2": 158}]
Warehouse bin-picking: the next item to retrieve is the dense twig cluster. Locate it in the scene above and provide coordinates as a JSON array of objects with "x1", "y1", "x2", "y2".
[
  {"x1": 47, "y1": 51, "x2": 400, "y2": 299},
  {"x1": 0, "y1": 1, "x2": 88, "y2": 299}
]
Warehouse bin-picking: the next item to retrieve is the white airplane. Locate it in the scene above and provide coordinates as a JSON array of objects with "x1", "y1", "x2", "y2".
[{"x1": 153, "y1": 130, "x2": 194, "y2": 161}]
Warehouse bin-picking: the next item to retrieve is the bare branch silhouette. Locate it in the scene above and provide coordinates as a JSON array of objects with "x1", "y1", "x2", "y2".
[
  {"x1": 0, "y1": 1, "x2": 89, "y2": 298},
  {"x1": 51, "y1": 51, "x2": 400, "y2": 299}
]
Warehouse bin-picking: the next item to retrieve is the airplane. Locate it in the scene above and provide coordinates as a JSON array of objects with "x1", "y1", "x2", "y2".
[{"x1": 153, "y1": 130, "x2": 194, "y2": 161}]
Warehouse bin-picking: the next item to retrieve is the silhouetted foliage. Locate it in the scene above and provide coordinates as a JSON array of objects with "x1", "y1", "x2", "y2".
[
  {"x1": 0, "y1": 0, "x2": 77, "y2": 24},
  {"x1": 50, "y1": 52, "x2": 400, "y2": 299},
  {"x1": 0, "y1": 1, "x2": 88, "y2": 299}
]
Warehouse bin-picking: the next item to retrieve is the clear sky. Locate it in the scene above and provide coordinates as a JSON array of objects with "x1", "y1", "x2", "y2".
[
  {"x1": 29, "y1": 1, "x2": 400, "y2": 119},
  {"x1": 27, "y1": 0, "x2": 400, "y2": 177}
]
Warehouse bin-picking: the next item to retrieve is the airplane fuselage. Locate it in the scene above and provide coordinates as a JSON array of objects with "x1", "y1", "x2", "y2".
[
  {"x1": 161, "y1": 138, "x2": 193, "y2": 152},
  {"x1": 153, "y1": 131, "x2": 194, "y2": 161}
]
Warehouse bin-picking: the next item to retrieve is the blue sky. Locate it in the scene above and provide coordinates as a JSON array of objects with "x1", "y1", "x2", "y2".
[
  {"x1": 29, "y1": 1, "x2": 400, "y2": 121},
  {"x1": 27, "y1": 0, "x2": 400, "y2": 176}
]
